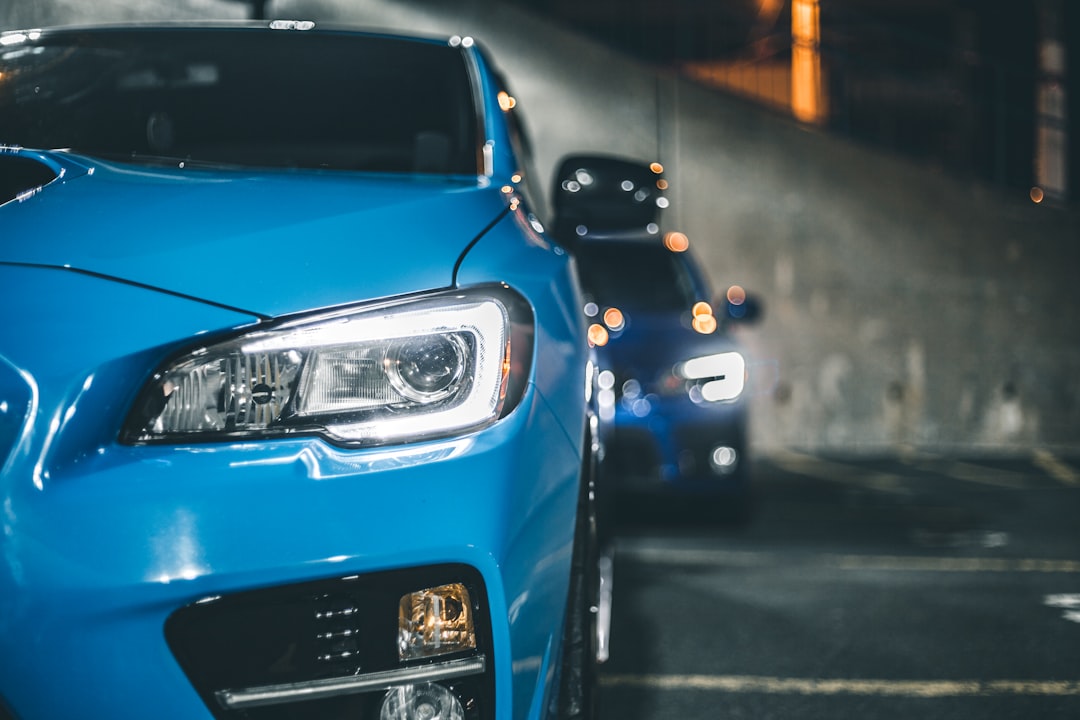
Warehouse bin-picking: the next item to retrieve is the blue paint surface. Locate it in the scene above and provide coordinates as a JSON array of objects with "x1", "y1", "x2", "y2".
[{"x1": 0, "y1": 28, "x2": 586, "y2": 720}]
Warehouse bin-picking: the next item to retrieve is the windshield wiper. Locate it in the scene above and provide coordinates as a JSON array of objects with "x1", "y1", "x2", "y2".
[{"x1": 87, "y1": 150, "x2": 246, "y2": 170}]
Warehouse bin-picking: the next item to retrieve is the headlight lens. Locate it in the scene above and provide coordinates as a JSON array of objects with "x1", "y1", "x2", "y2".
[
  {"x1": 123, "y1": 288, "x2": 530, "y2": 446},
  {"x1": 385, "y1": 334, "x2": 469, "y2": 403}
]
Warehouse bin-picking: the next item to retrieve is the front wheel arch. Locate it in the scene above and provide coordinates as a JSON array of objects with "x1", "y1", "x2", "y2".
[{"x1": 551, "y1": 415, "x2": 610, "y2": 720}]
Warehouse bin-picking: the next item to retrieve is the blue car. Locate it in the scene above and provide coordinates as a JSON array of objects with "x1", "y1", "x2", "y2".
[
  {"x1": 552, "y1": 155, "x2": 758, "y2": 513},
  {"x1": 0, "y1": 23, "x2": 603, "y2": 720}
]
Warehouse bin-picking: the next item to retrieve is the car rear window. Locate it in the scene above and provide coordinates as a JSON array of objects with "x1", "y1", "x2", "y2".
[
  {"x1": 0, "y1": 28, "x2": 481, "y2": 175},
  {"x1": 576, "y1": 241, "x2": 699, "y2": 312}
]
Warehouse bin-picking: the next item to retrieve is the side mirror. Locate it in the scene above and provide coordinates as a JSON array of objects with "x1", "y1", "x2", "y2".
[
  {"x1": 550, "y1": 154, "x2": 666, "y2": 246},
  {"x1": 718, "y1": 291, "x2": 763, "y2": 326}
]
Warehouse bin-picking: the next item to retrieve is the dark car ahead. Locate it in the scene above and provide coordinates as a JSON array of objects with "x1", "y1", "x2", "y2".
[
  {"x1": 553, "y1": 155, "x2": 758, "y2": 514},
  {"x1": 0, "y1": 22, "x2": 605, "y2": 720}
]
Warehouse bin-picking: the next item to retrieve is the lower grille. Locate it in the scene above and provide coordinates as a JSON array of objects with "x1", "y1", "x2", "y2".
[{"x1": 166, "y1": 564, "x2": 492, "y2": 720}]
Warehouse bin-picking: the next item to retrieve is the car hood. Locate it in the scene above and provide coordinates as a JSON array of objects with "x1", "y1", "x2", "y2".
[{"x1": 1, "y1": 151, "x2": 506, "y2": 318}]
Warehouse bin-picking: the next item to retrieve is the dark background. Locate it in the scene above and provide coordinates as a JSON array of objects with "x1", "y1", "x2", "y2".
[{"x1": 510, "y1": 0, "x2": 1078, "y2": 204}]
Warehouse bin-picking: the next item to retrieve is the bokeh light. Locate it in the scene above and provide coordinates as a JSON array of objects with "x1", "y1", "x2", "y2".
[
  {"x1": 664, "y1": 231, "x2": 690, "y2": 252},
  {"x1": 692, "y1": 314, "x2": 718, "y2": 334},
  {"x1": 603, "y1": 307, "x2": 625, "y2": 331},
  {"x1": 587, "y1": 323, "x2": 609, "y2": 347},
  {"x1": 497, "y1": 91, "x2": 517, "y2": 111}
]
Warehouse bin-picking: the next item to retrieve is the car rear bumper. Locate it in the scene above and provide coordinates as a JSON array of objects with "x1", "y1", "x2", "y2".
[{"x1": 603, "y1": 397, "x2": 749, "y2": 496}]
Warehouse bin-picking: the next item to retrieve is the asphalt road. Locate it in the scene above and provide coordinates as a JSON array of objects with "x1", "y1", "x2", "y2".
[{"x1": 597, "y1": 451, "x2": 1080, "y2": 720}]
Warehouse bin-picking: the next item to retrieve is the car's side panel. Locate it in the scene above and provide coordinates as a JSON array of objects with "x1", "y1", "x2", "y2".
[{"x1": 454, "y1": 204, "x2": 589, "y2": 719}]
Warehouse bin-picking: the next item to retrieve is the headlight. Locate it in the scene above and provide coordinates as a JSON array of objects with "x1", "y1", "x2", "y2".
[
  {"x1": 123, "y1": 287, "x2": 531, "y2": 446},
  {"x1": 677, "y1": 351, "x2": 745, "y2": 402}
]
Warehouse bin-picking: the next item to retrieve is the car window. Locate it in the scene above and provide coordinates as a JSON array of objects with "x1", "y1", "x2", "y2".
[
  {"x1": 0, "y1": 29, "x2": 481, "y2": 174},
  {"x1": 576, "y1": 241, "x2": 699, "y2": 312}
]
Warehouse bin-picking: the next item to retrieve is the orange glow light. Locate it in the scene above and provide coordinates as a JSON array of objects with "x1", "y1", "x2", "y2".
[
  {"x1": 500, "y1": 342, "x2": 512, "y2": 400},
  {"x1": 511, "y1": 173, "x2": 523, "y2": 183},
  {"x1": 692, "y1": 301, "x2": 713, "y2": 318},
  {"x1": 692, "y1": 314, "x2": 718, "y2": 334},
  {"x1": 656, "y1": 179, "x2": 669, "y2": 190},
  {"x1": 649, "y1": 162, "x2": 664, "y2": 175},
  {"x1": 497, "y1": 91, "x2": 517, "y2": 111},
  {"x1": 791, "y1": 0, "x2": 825, "y2": 125},
  {"x1": 1030, "y1": 187, "x2": 1045, "y2": 204},
  {"x1": 664, "y1": 231, "x2": 690, "y2": 253},
  {"x1": 792, "y1": 0, "x2": 818, "y2": 42},
  {"x1": 726, "y1": 285, "x2": 747, "y2": 305},
  {"x1": 603, "y1": 307, "x2": 625, "y2": 331},
  {"x1": 587, "y1": 323, "x2": 609, "y2": 347}
]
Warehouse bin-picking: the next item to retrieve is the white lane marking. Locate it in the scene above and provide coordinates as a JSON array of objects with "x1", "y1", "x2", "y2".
[
  {"x1": 938, "y1": 461, "x2": 1029, "y2": 490},
  {"x1": 616, "y1": 545, "x2": 778, "y2": 567},
  {"x1": 1033, "y1": 449, "x2": 1080, "y2": 486},
  {"x1": 1045, "y1": 594, "x2": 1080, "y2": 608},
  {"x1": 769, "y1": 452, "x2": 1037, "y2": 492},
  {"x1": 766, "y1": 450, "x2": 910, "y2": 495},
  {"x1": 834, "y1": 555, "x2": 1080, "y2": 573},
  {"x1": 617, "y1": 544, "x2": 1080, "y2": 573},
  {"x1": 1044, "y1": 594, "x2": 1080, "y2": 623},
  {"x1": 600, "y1": 674, "x2": 1080, "y2": 696},
  {"x1": 909, "y1": 529, "x2": 1010, "y2": 550}
]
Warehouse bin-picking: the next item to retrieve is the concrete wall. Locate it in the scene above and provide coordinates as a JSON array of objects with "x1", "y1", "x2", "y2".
[{"x1": 6, "y1": 0, "x2": 1079, "y2": 454}]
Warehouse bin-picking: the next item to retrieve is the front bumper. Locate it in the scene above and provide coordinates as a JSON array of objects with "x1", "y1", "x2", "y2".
[
  {"x1": 0, "y1": 380, "x2": 579, "y2": 720},
  {"x1": 602, "y1": 393, "x2": 749, "y2": 496},
  {"x1": 1, "y1": 184, "x2": 588, "y2": 720}
]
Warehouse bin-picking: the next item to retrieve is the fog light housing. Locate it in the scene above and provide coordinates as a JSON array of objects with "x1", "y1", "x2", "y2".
[
  {"x1": 399, "y1": 583, "x2": 476, "y2": 661},
  {"x1": 380, "y1": 682, "x2": 464, "y2": 720},
  {"x1": 710, "y1": 446, "x2": 738, "y2": 474}
]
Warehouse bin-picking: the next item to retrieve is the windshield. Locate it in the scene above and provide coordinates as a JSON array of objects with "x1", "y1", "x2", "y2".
[
  {"x1": 576, "y1": 241, "x2": 700, "y2": 312},
  {"x1": 0, "y1": 28, "x2": 481, "y2": 174}
]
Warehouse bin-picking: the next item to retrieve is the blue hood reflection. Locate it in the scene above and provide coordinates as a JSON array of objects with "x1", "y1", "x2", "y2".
[{"x1": 1, "y1": 152, "x2": 505, "y2": 317}]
